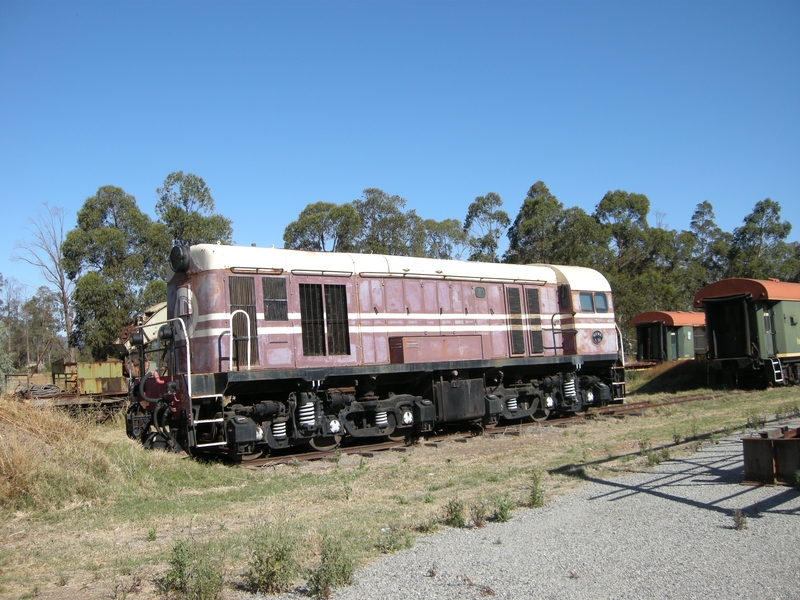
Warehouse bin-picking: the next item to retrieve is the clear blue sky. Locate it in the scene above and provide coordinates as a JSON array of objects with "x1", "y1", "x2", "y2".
[{"x1": 1, "y1": 0, "x2": 798, "y2": 291}]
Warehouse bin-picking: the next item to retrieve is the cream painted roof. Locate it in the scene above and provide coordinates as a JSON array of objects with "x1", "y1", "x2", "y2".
[{"x1": 172, "y1": 244, "x2": 576, "y2": 285}]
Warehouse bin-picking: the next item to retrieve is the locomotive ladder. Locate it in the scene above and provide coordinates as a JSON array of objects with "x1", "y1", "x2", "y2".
[
  {"x1": 190, "y1": 394, "x2": 228, "y2": 449},
  {"x1": 769, "y1": 358, "x2": 784, "y2": 384}
]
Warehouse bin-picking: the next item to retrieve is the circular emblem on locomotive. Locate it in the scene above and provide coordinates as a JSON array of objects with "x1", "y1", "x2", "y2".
[{"x1": 592, "y1": 330, "x2": 603, "y2": 344}]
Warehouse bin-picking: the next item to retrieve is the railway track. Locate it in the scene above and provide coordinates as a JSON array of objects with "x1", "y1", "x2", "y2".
[{"x1": 240, "y1": 392, "x2": 732, "y2": 469}]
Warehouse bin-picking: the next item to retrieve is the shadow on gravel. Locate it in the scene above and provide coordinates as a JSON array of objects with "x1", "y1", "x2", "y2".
[{"x1": 551, "y1": 440, "x2": 800, "y2": 519}]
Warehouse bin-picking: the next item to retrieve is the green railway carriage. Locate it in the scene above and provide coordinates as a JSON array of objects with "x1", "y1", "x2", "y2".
[{"x1": 694, "y1": 278, "x2": 800, "y2": 387}]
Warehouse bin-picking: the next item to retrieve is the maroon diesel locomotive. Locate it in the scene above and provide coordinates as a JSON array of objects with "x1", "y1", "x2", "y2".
[{"x1": 126, "y1": 244, "x2": 625, "y2": 457}]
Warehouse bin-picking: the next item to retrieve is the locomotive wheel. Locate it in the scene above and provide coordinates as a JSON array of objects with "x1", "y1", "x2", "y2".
[{"x1": 307, "y1": 435, "x2": 342, "y2": 452}]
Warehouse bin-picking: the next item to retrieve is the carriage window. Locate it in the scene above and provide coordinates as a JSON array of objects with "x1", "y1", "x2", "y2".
[
  {"x1": 594, "y1": 293, "x2": 608, "y2": 313},
  {"x1": 474, "y1": 287, "x2": 486, "y2": 299},
  {"x1": 262, "y1": 277, "x2": 288, "y2": 321},
  {"x1": 299, "y1": 283, "x2": 351, "y2": 356},
  {"x1": 579, "y1": 292, "x2": 594, "y2": 312}
]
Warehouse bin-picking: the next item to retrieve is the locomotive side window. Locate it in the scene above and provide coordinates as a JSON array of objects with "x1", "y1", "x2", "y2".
[
  {"x1": 579, "y1": 292, "x2": 594, "y2": 312},
  {"x1": 526, "y1": 288, "x2": 544, "y2": 354},
  {"x1": 475, "y1": 287, "x2": 486, "y2": 298},
  {"x1": 594, "y1": 293, "x2": 608, "y2": 313},
  {"x1": 229, "y1": 276, "x2": 260, "y2": 366},
  {"x1": 299, "y1": 283, "x2": 351, "y2": 356},
  {"x1": 262, "y1": 277, "x2": 288, "y2": 321},
  {"x1": 506, "y1": 288, "x2": 526, "y2": 355}
]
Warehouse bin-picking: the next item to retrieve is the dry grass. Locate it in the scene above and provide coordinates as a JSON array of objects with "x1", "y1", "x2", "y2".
[{"x1": 1, "y1": 381, "x2": 799, "y2": 599}]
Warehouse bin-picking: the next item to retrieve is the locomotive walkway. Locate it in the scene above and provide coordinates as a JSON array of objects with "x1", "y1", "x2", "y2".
[{"x1": 259, "y1": 419, "x2": 800, "y2": 600}]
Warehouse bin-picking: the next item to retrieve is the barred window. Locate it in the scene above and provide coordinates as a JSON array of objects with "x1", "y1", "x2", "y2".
[
  {"x1": 262, "y1": 277, "x2": 288, "y2": 321},
  {"x1": 299, "y1": 283, "x2": 351, "y2": 356},
  {"x1": 229, "y1": 276, "x2": 259, "y2": 367}
]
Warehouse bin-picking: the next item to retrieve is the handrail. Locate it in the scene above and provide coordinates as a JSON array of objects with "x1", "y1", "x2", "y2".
[
  {"x1": 616, "y1": 323, "x2": 626, "y2": 367},
  {"x1": 169, "y1": 318, "x2": 192, "y2": 397},
  {"x1": 228, "y1": 309, "x2": 252, "y2": 371},
  {"x1": 138, "y1": 317, "x2": 192, "y2": 398}
]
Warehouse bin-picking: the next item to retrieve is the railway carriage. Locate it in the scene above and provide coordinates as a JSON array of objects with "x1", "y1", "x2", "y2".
[
  {"x1": 126, "y1": 244, "x2": 625, "y2": 457},
  {"x1": 694, "y1": 278, "x2": 800, "y2": 387}
]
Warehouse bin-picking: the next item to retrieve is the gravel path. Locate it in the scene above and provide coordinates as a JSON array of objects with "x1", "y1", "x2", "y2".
[{"x1": 285, "y1": 423, "x2": 800, "y2": 600}]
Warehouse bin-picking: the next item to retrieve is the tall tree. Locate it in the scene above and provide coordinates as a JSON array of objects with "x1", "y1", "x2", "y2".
[
  {"x1": 422, "y1": 218, "x2": 469, "y2": 260},
  {"x1": 464, "y1": 192, "x2": 509, "y2": 262},
  {"x1": 156, "y1": 171, "x2": 233, "y2": 246},
  {"x1": 12, "y1": 203, "x2": 75, "y2": 359},
  {"x1": 352, "y1": 188, "x2": 411, "y2": 255},
  {"x1": 687, "y1": 200, "x2": 731, "y2": 286},
  {"x1": 594, "y1": 190, "x2": 651, "y2": 273},
  {"x1": 727, "y1": 199, "x2": 795, "y2": 280},
  {"x1": 505, "y1": 182, "x2": 565, "y2": 264},
  {"x1": 63, "y1": 186, "x2": 171, "y2": 359},
  {"x1": 283, "y1": 201, "x2": 361, "y2": 252}
]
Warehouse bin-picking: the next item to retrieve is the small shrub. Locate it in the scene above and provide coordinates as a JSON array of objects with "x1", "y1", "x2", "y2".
[
  {"x1": 307, "y1": 535, "x2": 355, "y2": 599},
  {"x1": 147, "y1": 526, "x2": 157, "y2": 542},
  {"x1": 671, "y1": 429, "x2": 682, "y2": 445},
  {"x1": 245, "y1": 524, "x2": 301, "y2": 594},
  {"x1": 470, "y1": 500, "x2": 489, "y2": 528},
  {"x1": 376, "y1": 524, "x2": 413, "y2": 554},
  {"x1": 746, "y1": 411, "x2": 766, "y2": 430},
  {"x1": 414, "y1": 519, "x2": 440, "y2": 534},
  {"x1": 732, "y1": 509, "x2": 748, "y2": 531},
  {"x1": 160, "y1": 538, "x2": 224, "y2": 600},
  {"x1": 492, "y1": 495, "x2": 514, "y2": 523},
  {"x1": 444, "y1": 498, "x2": 466, "y2": 528},
  {"x1": 529, "y1": 470, "x2": 545, "y2": 508},
  {"x1": 645, "y1": 450, "x2": 661, "y2": 467}
]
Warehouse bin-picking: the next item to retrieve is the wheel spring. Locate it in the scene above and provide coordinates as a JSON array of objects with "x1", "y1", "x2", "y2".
[
  {"x1": 298, "y1": 403, "x2": 316, "y2": 429},
  {"x1": 563, "y1": 378, "x2": 577, "y2": 400},
  {"x1": 507, "y1": 398, "x2": 518, "y2": 412},
  {"x1": 375, "y1": 411, "x2": 388, "y2": 428},
  {"x1": 272, "y1": 421, "x2": 287, "y2": 439}
]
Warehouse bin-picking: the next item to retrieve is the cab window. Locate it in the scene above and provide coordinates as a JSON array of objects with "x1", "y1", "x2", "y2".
[
  {"x1": 579, "y1": 292, "x2": 594, "y2": 312},
  {"x1": 594, "y1": 293, "x2": 608, "y2": 313}
]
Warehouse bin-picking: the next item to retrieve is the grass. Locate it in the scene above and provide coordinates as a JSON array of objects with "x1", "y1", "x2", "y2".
[{"x1": 1, "y1": 376, "x2": 799, "y2": 597}]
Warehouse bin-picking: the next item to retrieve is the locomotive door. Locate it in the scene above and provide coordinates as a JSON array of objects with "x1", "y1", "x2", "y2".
[
  {"x1": 505, "y1": 285, "x2": 545, "y2": 357},
  {"x1": 358, "y1": 278, "x2": 389, "y2": 364},
  {"x1": 505, "y1": 286, "x2": 526, "y2": 356},
  {"x1": 261, "y1": 276, "x2": 295, "y2": 369}
]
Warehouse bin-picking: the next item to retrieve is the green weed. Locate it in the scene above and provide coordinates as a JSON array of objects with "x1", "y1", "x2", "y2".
[
  {"x1": 307, "y1": 535, "x2": 355, "y2": 599},
  {"x1": 245, "y1": 524, "x2": 301, "y2": 595}
]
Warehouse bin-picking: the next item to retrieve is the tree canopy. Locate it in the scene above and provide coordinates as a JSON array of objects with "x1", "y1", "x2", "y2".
[
  {"x1": 63, "y1": 185, "x2": 171, "y2": 359},
  {"x1": 156, "y1": 171, "x2": 233, "y2": 247}
]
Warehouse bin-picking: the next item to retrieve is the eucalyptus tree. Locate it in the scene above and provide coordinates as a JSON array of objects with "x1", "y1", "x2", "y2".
[
  {"x1": 62, "y1": 185, "x2": 171, "y2": 359},
  {"x1": 464, "y1": 192, "x2": 509, "y2": 262},
  {"x1": 283, "y1": 201, "x2": 361, "y2": 252},
  {"x1": 352, "y1": 188, "x2": 412, "y2": 256},
  {"x1": 727, "y1": 199, "x2": 796, "y2": 280},
  {"x1": 156, "y1": 171, "x2": 233, "y2": 247}
]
